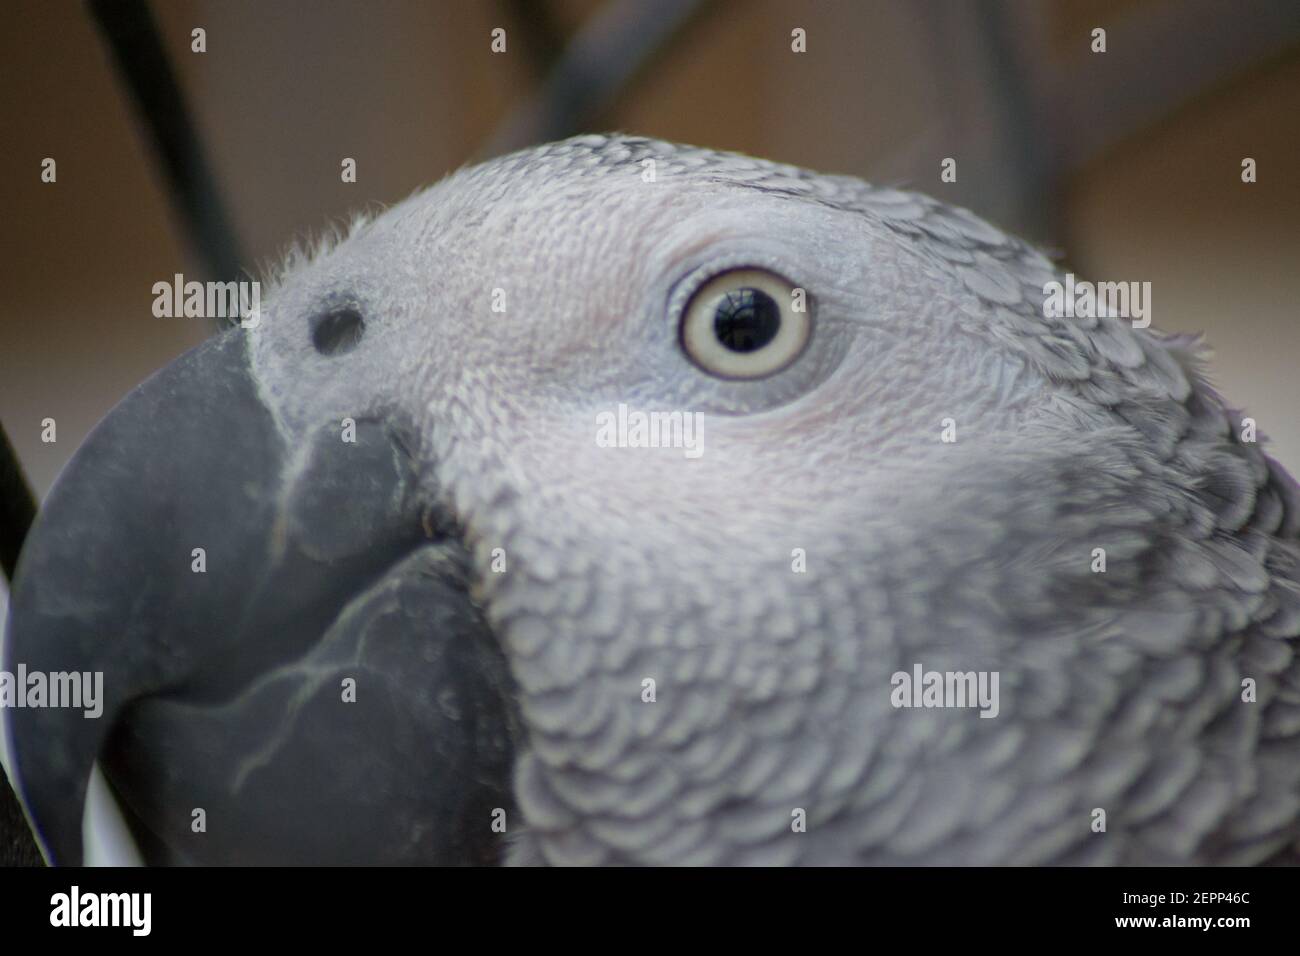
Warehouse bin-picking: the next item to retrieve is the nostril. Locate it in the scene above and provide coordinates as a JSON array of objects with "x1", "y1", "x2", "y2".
[{"x1": 310, "y1": 307, "x2": 365, "y2": 356}]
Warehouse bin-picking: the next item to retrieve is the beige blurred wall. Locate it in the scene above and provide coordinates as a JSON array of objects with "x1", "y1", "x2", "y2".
[
  {"x1": 2, "y1": 0, "x2": 1298, "y2": 501},
  {"x1": 1068, "y1": 54, "x2": 1300, "y2": 467}
]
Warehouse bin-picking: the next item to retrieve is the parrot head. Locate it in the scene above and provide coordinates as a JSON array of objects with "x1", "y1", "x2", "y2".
[{"x1": 6, "y1": 135, "x2": 1298, "y2": 865}]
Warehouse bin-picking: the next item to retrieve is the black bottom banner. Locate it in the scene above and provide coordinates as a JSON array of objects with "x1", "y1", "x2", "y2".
[{"x1": 0, "y1": 864, "x2": 1285, "y2": 942}]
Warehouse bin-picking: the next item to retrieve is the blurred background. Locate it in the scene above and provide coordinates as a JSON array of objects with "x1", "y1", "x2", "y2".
[{"x1": 2, "y1": 0, "x2": 1299, "y2": 498}]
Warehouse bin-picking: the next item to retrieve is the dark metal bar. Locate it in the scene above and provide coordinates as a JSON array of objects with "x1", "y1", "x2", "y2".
[
  {"x1": 0, "y1": 421, "x2": 37, "y2": 585},
  {"x1": 87, "y1": 0, "x2": 247, "y2": 291},
  {"x1": 972, "y1": 0, "x2": 1060, "y2": 241},
  {"x1": 0, "y1": 765, "x2": 43, "y2": 865},
  {"x1": 0, "y1": 421, "x2": 41, "y2": 860},
  {"x1": 1048, "y1": 0, "x2": 1300, "y2": 178},
  {"x1": 500, "y1": 0, "x2": 567, "y2": 79},
  {"x1": 482, "y1": 0, "x2": 723, "y2": 158}
]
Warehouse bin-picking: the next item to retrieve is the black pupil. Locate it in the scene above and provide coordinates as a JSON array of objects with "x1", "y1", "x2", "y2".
[{"x1": 713, "y1": 287, "x2": 781, "y2": 353}]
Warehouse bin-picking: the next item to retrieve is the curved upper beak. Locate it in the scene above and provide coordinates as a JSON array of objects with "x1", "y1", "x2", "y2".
[{"x1": 4, "y1": 330, "x2": 517, "y2": 865}]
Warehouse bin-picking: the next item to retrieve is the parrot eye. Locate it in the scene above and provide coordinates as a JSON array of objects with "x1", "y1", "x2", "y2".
[{"x1": 680, "y1": 268, "x2": 810, "y2": 379}]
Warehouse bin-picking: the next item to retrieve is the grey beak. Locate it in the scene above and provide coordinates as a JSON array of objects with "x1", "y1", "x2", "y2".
[{"x1": 4, "y1": 331, "x2": 518, "y2": 865}]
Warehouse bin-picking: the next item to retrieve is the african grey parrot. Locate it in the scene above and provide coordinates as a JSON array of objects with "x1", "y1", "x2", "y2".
[{"x1": 4, "y1": 134, "x2": 1299, "y2": 866}]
